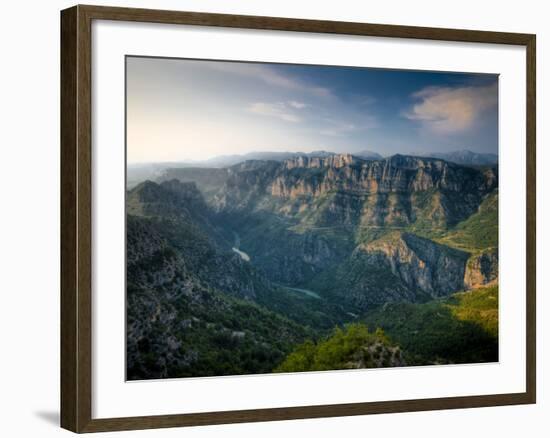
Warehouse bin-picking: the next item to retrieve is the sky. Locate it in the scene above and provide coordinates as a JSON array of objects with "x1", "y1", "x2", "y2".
[{"x1": 126, "y1": 56, "x2": 498, "y2": 164}]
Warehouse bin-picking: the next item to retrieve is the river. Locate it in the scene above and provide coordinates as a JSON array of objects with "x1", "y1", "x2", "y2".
[
  {"x1": 275, "y1": 284, "x2": 321, "y2": 299},
  {"x1": 231, "y1": 231, "x2": 251, "y2": 261}
]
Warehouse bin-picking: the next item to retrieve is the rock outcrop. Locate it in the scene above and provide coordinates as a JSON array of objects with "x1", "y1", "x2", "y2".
[
  {"x1": 345, "y1": 341, "x2": 406, "y2": 369},
  {"x1": 359, "y1": 232, "x2": 469, "y2": 299},
  {"x1": 464, "y1": 249, "x2": 499, "y2": 288}
]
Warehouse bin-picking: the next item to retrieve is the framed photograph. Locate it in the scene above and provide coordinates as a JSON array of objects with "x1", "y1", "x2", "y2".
[{"x1": 60, "y1": 4, "x2": 536, "y2": 433}]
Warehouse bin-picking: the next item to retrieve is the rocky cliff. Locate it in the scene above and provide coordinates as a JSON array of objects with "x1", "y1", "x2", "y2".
[
  {"x1": 464, "y1": 249, "x2": 499, "y2": 288},
  {"x1": 360, "y1": 232, "x2": 469, "y2": 298},
  {"x1": 275, "y1": 154, "x2": 496, "y2": 196},
  {"x1": 213, "y1": 154, "x2": 497, "y2": 232}
]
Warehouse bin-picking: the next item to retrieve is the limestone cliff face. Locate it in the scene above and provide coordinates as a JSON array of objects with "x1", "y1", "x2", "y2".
[
  {"x1": 271, "y1": 154, "x2": 496, "y2": 198},
  {"x1": 464, "y1": 249, "x2": 499, "y2": 288},
  {"x1": 307, "y1": 231, "x2": 473, "y2": 312},
  {"x1": 213, "y1": 154, "x2": 497, "y2": 230},
  {"x1": 359, "y1": 232, "x2": 469, "y2": 298},
  {"x1": 283, "y1": 153, "x2": 356, "y2": 170}
]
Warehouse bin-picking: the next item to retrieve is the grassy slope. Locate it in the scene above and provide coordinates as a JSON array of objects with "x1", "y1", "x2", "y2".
[
  {"x1": 275, "y1": 286, "x2": 498, "y2": 373},
  {"x1": 438, "y1": 191, "x2": 498, "y2": 252},
  {"x1": 362, "y1": 285, "x2": 498, "y2": 365},
  {"x1": 412, "y1": 191, "x2": 498, "y2": 253},
  {"x1": 448, "y1": 285, "x2": 498, "y2": 337}
]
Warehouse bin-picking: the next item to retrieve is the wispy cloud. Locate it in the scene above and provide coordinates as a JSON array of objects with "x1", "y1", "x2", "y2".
[
  {"x1": 318, "y1": 110, "x2": 377, "y2": 137},
  {"x1": 320, "y1": 120, "x2": 357, "y2": 137},
  {"x1": 288, "y1": 101, "x2": 309, "y2": 109},
  {"x1": 405, "y1": 83, "x2": 497, "y2": 133},
  {"x1": 353, "y1": 94, "x2": 377, "y2": 106},
  {"x1": 205, "y1": 62, "x2": 333, "y2": 98},
  {"x1": 248, "y1": 102, "x2": 302, "y2": 123}
]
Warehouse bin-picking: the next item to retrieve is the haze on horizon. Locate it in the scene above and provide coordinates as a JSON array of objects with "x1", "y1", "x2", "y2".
[{"x1": 127, "y1": 56, "x2": 498, "y2": 164}]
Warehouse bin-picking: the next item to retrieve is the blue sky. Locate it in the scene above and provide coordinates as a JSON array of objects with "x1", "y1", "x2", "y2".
[{"x1": 127, "y1": 56, "x2": 498, "y2": 163}]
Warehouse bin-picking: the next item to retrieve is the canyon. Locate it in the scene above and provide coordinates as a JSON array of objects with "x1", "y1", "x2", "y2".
[{"x1": 127, "y1": 152, "x2": 499, "y2": 379}]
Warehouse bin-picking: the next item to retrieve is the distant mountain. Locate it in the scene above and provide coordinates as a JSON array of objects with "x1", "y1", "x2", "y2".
[
  {"x1": 415, "y1": 150, "x2": 498, "y2": 166},
  {"x1": 129, "y1": 150, "x2": 382, "y2": 188},
  {"x1": 198, "y1": 150, "x2": 343, "y2": 168},
  {"x1": 128, "y1": 149, "x2": 494, "y2": 189},
  {"x1": 127, "y1": 163, "x2": 169, "y2": 189},
  {"x1": 156, "y1": 167, "x2": 231, "y2": 199},
  {"x1": 354, "y1": 150, "x2": 383, "y2": 160},
  {"x1": 183, "y1": 149, "x2": 383, "y2": 167},
  {"x1": 151, "y1": 151, "x2": 383, "y2": 198}
]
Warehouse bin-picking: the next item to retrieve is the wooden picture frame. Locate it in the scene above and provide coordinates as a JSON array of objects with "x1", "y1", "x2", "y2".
[{"x1": 61, "y1": 4, "x2": 536, "y2": 433}]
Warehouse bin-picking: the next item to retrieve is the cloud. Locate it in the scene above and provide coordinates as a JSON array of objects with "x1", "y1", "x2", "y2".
[
  {"x1": 318, "y1": 110, "x2": 377, "y2": 137},
  {"x1": 320, "y1": 120, "x2": 356, "y2": 137},
  {"x1": 353, "y1": 94, "x2": 377, "y2": 106},
  {"x1": 405, "y1": 83, "x2": 497, "y2": 133},
  {"x1": 205, "y1": 62, "x2": 333, "y2": 98},
  {"x1": 288, "y1": 101, "x2": 309, "y2": 109},
  {"x1": 248, "y1": 102, "x2": 302, "y2": 123}
]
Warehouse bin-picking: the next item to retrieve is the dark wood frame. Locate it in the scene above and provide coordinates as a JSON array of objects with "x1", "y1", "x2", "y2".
[{"x1": 61, "y1": 4, "x2": 536, "y2": 433}]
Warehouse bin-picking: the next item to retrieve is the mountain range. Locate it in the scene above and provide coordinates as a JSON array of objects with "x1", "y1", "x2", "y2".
[
  {"x1": 127, "y1": 152, "x2": 499, "y2": 379},
  {"x1": 412, "y1": 150, "x2": 498, "y2": 166},
  {"x1": 127, "y1": 149, "x2": 497, "y2": 188}
]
